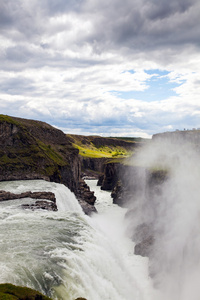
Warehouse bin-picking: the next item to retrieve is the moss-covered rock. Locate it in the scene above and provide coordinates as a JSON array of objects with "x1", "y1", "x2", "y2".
[{"x1": 0, "y1": 284, "x2": 52, "y2": 300}]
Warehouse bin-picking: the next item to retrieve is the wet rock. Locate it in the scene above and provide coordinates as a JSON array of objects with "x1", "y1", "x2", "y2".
[
  {"x1": 22, "y1": 200, "x2": 57, "y2": 211},
  {"x1": 78, "y1": 199, "x2": 97, "y2": 215},
  {"x1": 0, "y1": 190, "x2": 56, "y2": 202},
  {"x1": 0, "y1": 190, "x2": 57, "y2": 211},
  {"x1": 75, "y1": 179, "x2": 97, "y2": 215},
  {"x1": 77, "y1": 179, "x2": 96, "y2": 205}
]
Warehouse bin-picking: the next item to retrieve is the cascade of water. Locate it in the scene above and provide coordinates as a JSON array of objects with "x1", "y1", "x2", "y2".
[
  {"x1": 54, "y1": 183, "x2": 83, "y2": 213},
  {"x1": 0, "y1": 180, "x2": 82, "y2": 213},
  {"x1": 0, "y1": 179, "x2": 156, "y2": 300}
]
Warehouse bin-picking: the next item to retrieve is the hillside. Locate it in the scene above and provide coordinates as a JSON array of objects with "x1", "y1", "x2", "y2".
[
  {"x1": 66, "y1": 134, "x2": 142, "y2": 159},
  {"x1": 0, "y1": 115, "x2": 78, "y2": 188}
]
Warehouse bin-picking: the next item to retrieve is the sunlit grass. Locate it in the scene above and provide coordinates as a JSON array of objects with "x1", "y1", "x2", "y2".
[{"x1": 73, "y1": 144, "x2": 133, "y2": 158}]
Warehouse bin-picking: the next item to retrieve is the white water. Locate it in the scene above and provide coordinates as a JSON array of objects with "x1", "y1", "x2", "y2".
[{"x1": 0, "y1": 179, "x2": 156, "y2": 300}]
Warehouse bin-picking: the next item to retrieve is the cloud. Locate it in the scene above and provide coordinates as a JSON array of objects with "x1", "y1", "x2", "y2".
[{"x1": 0, "y1": 0, "x2": 200, "y2": 137}]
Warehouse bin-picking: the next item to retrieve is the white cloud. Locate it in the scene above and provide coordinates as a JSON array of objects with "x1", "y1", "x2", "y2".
[{"x1": 0, "y1": 0, "x2": 200, "y2": 137}]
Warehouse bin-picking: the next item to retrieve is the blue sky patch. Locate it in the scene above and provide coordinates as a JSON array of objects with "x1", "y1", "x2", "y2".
[{"x1": 112, "y1": 69, "x2": 185, "y2": 102}]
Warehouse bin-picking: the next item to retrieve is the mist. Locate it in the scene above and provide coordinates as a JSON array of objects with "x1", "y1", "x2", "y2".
[{"x1": 126, "y1": 133, "x2": 200, "y2": 300}]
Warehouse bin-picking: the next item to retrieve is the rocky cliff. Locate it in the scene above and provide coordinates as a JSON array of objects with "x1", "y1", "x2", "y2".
[
  {"x1": 81, "y1": 157, "x2": 108, "y2": 178},
  {"x1": 66, "y1": 134, "x2": 143, "y2": 179},
  {"x1": 99, "y1": 159, "x2": 168, "y2": 259},
  {"x1": 0, "y1": 115, "x2": 96, "y2": 214}
]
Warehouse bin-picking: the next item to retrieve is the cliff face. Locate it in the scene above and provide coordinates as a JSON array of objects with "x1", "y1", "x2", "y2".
[
  {"x1": 153, "y1": 129, "x2": 200, "y2": 145},
  {"x1": 0, "y1": 115, "x2": 96, "y2": 214},
  {"x1": 81, "y1": 157, "x2": 108, "y2": 178},
  {"x1": 99, "y1": 160, "x2": 168, "y2": 259},
  {"x1": 0, "y1": 115, "x2": 78, "y2": 186}
]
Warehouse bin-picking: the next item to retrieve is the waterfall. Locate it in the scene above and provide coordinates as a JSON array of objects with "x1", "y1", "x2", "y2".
[{"x1": 0, "y1": 179, "x2": 156, "y2": 300}]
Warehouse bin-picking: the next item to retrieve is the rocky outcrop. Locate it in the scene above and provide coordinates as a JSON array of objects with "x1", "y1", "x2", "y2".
[
  {"x1": 0, "y1": 190, "x2": 57, "y2": 211},
  {"x1": 81, "y1": 157, "x2": 107, "y2": 179},
  {"x1": 22, "y1": 200, "x2": 57, "y2": 211},
  {"x1": 100, "y1": 162, "x2": 148, "y2": 206},
  {"x1": 76, "y1": 179, "x2": 97, "y2": 215},
  {"x1": 0, "y1": 190, "x2": 56, "y2": 202},
  {"x1": 100, "y1": 163, "x2": 120, "y2": 191}
]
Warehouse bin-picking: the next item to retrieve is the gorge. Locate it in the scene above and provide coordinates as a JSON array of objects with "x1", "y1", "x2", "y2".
[{"x1": 1, "y1": 114, "x2": 200, "y2": 300}]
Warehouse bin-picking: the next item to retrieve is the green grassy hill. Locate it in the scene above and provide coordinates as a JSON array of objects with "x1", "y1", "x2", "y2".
[{"x1": 66, "y1": 134, "x2": 142, "y2": 159}]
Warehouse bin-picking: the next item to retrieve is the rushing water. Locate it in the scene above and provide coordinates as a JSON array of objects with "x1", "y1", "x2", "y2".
[{"x1": 0, "y1": 179, "x2": 156, "y2": 300}]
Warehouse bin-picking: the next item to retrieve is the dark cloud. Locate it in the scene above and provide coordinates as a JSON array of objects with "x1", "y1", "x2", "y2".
[
  {"x1": 5, "y1": 46, "x2": 32, "y2": 63},
  {"x1": 81, "y1": 0, "x2": 200, "y2": 54},
  {"x1": 0, "y1": 0, "x2": 39, "y2": 39},
  {"x1": 0, "y1": 0, "x2": 20, "y2": 28},
  {"x1": 146, "y1": 0, "x2": 193, "y2": 21},
  {"x1": 0, "y1": 76, "x2": 35, "y2": 95},
  {"x1": 43, "y1": 0, "x2": 84, "y2": 15},
  {"x1": 1, "y1": 0, "x2": 199, "y2": 66}
]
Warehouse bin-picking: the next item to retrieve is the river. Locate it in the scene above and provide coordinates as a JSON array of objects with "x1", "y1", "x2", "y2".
[{"x1": 0, "y1": 179, "x2": 156, "y2": 300}]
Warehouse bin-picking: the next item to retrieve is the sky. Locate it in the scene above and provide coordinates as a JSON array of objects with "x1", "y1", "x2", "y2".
[{"x1": 0, "y1": 0, "x2": 200, "y2": 138}]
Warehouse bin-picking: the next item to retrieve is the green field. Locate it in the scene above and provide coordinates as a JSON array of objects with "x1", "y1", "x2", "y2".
[{"x1": 66, "y1": 134, "x2": 137, "y2": 158}]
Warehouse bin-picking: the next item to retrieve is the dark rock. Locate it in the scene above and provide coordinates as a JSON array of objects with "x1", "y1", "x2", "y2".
[
  {"x1": 111, "y1": 180, "x2": 123, "y2": 205},
  {"x1": 97, "y1": 174, "x2": 104, "y2": 186},
  {"x1": 76, "y1": 179, "x2": 97, "y2": 215},
  {"x1": 81, "y1": 157, "x2": 107, "y2": 175},
  {"x1": 101, "y1": 163, "x2": 119, "y2": 191},
  {"x1": 22, "y1": 200, "x2": 58, "y2": 211},
  {"x1": 78, "y1": 199, "x2": 97, "y2": 215},
  {"x1": 132, "y1": 223, "x2": 155, "y2": 257},
  {"x1": 0, "y1": 190, "x2": 57, "y2": 211},
  {"x1": 0, "y1": 190, "x2": 56, "y2": 202},
  {"x1": 134, "y1": 236, "x2": 155, "y2": 257}
]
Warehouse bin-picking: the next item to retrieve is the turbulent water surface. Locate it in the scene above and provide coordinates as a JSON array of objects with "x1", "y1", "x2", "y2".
[{"x1": 0, "y1": 179, "x2": 156, "y2": 300}]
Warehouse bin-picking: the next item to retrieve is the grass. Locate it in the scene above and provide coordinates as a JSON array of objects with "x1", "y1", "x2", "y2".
[
  {"x1": 0, "y1": 115, "x2": 20, "y2": 126},
  {"x1": 73, "y1": 144, "x2": 133, "y2": 158}
]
